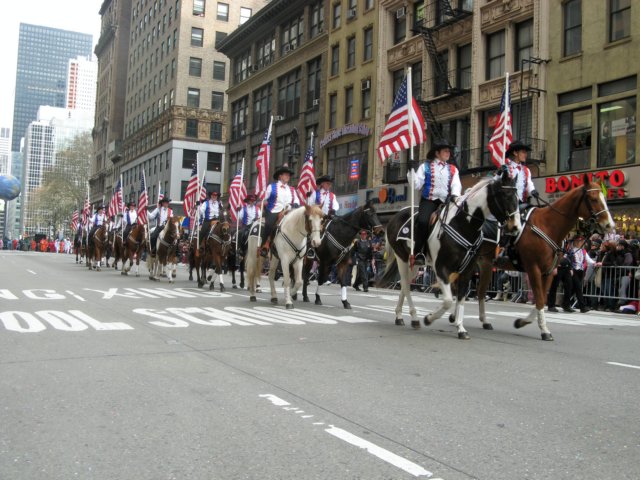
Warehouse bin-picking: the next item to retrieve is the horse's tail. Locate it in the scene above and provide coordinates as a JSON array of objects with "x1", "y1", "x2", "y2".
[{"x1": 376, "y1": 234, "x2": 398, "y2": 288}]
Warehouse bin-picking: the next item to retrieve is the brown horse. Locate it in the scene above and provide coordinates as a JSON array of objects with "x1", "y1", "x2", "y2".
[
  {"x1": 200, "y1": 216, "x2": 232, "y2": 291},
  {"x1": 460, "y1": 180, "x2": 614, "y2": 341},
  {"x1": 87, "y1": 225, "x2": 107, "y2": 271},
  {"x1": 147, "y1": 216, "x2": 181, "y2": 282},
  {"x1": 107, "y1": 229, "x2": 125, "y2": 270},
  {"x1": 74, "y1": 229, "x2": 87, "y2": 264},
  {"x1": 121, "y1": 224, "x2": 147, "y2": 277}
]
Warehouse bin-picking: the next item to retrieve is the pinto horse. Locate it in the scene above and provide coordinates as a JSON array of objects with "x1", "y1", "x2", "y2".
[
  {"x1": 87, "y1": 225, "x2": 107, "y2": 271},
  {"x1": 245, "y1": 205, "x2": 323, "y2": 308},
  {"x1": 121, "y1": 224, "x2": 147, "y2": 276},
  {"x1": 378, "y1": 169, "x2": 521, "y2": 339},
  {"x1": 147, "y1": 217, "x2": 181, "y2": 282},
  {"x1": 301, "y1": 201, "x2": 384, "y2": 308},
  {"x1": 200, "y1": 216, "x2": 232, "y2": 291},
  {"x1": 466, "y1": 179, "x2": 614, "y2": 341}
]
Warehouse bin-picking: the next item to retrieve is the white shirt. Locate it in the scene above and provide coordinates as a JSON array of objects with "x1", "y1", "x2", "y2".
[
  {"x1": 410, "y1": 160, "x2": 462, "y2": 202},
  {"x1": 571, "y1": 247, "x2": 596, "y2": 271},
  {"x1": 90, "y1": 212, "x2": 106, "y2": 227},
  {"x1": 148, "y1": 206, "x2": 172, "y2": 228},
  {"x1": 308, "y1": 188, "x2": 340, "y2": 215},
  {"x1": 242, "y1": 204, "x2": 260, "y2": 225},
  {"x1": 199, "y1": 199, "x2": 222, "y2": 220},
  {"x1": 124, "y1": 209, "x2": 137, "y2": 225},
  {"x1": 265, "y1": 181, "x2": 301, "y2": 213},
  {"x1": 505, "y1": 159, "x2": 536, "y2": 202}
]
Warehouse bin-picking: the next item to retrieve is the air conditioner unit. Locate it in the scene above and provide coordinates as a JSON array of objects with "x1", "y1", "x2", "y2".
[
  {"x1": 284, "y1": 44, "x2": 292, "y2": 53},
  {"x1": 347, "y1": 8, "x2": 357, "y2": 19},
  {"x1": 361, "y1": 79, "x2": 371, "y2": 91},
  {"x1": 274, "y1": 115, "x2": 285, "y2": 121},
  {"x1": 252, "y1": 64, "x2": 260, "y2": 72},
  {"x1": 317, "y1": 27, "x2": 324, "y2": 34},
  {"x1": 396, "y1": 7, "x2": 406, "y2": 18},
  {"x1": 312, "y1": 99, "x2": 320, "y2": 106}
]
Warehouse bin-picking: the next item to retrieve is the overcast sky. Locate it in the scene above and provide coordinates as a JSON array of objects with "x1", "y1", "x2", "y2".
[{"x1": 0, "y1": 0, "x2": 103, "y2": 127}]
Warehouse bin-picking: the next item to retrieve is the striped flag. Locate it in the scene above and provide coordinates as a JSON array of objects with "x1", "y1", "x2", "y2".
[
  {"x1": 297, "y1": 141, "x2": 316, "y2": 199},
  {"x1": 107, "y1": 179, "x2": 123, "y2": 218},
  {"x1": 199, "y1": 176, "x2": 207, "y2": 203},
  {"x1": 81, "y1": 196, "x2": 91, "y2": 226},
  {"x1": 377, "y1": 76, "x2": 426, "y2": 163},
  {"x1": 487, "y1": 75, "x2": 512, "y2": 168},
  {"x1": 70, "y1": 209, "x2": 79, "y2": 232},
  {"x1": 255, "y1": 117, "x2": 273, "y2": 199},
  {"x1": 137, "y1": 171, "x2": 149, "y2": 225},
  {"x1": 228, "y1": 166, "x2": 247, "y2": 222},
  {"x1": 182, "y1": 163, "x2": 199, "y2": 217}
]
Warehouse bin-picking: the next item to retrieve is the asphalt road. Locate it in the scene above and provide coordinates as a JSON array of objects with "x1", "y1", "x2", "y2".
[{"x1": 1, "y1": 251, "x2": 639, "y2": 480}]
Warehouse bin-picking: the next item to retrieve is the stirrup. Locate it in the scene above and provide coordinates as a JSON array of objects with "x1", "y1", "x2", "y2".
[
  {"x1": 306, "y1": 248, "x2": 316, "y2": 259},
  {"x1": 413, "y1": 252, "x2": 426, "y2": 266}
]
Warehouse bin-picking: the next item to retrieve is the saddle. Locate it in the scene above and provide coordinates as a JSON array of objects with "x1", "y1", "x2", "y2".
[{"x1": 396, "y1": 205, "x2": 444, "y2": 243}]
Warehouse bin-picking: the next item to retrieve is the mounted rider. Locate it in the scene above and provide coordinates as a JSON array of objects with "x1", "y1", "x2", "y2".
[
  {"x1": 148, "y1": 197, "x2": 173, "y2": 252},
  {"x1": 504, "y1": 140, "x2": 539, "y2": 206},
  {"x1": 88, "y1": 205, "x2": 106, "y2": 246},
  {"x1": 121, "y1": 201, "x2": 138, "y2": 239},
  {"x1": 307, "y1": 174, "x2": 340, "y2": 217},
  {"x1": 198, "y1": 190, "x2": 222, "y2": 242},
  {"x1": 259, "y1": 164, "x2": 301, "y2": 257},
  {"x1": 237, "y1": 193, "x2": 260, "y2": 256},
  {"x1": 410, "y1": 139, "x2": 462, "y2": 266}
]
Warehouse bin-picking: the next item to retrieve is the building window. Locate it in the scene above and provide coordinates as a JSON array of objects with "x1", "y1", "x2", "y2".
[
  {"x1": 229, "y1": 151, "x2": 245, "y2": 185},
  {"x1": 211, "y1": 91, "x2": 224, "y2": 111},
  {"x1": 515, "y1": 20, "x2": 533, "y2": 70},
  {"x1": 231, "y1": 96, "x2": 248, "y2": 139},
  {"x1": 332, "y1": 3, "x2": 341, "y2": 29},
  {"x1": 213, "y1": 60, "x2": 226, "y2": 80},
  {"x1": 275, "y1": 133, "x2": 298, "y2": 174},
  {"x1": 182, "y1": 149, "x2": 198, "y2": 169},
  {"x1": 278, "y1": 69, "x2": 301, "y2": 119},
  {"x1": 234, "y1": 49, "x2": 251, "y2": 83},
  {"x1": 331, "y1": 44, "x2": 340, "y2": 76},
  {"x1": 186, "y1": 119, "x2": 198, "y2": 137},
  {"x1": 191, "y1": 27, "x2": 203, "y2": 46},
  {"x1": 240, "y1": 7, "x2": 252, "y2": 24},
  {"x1": 346, "y1": 36, "x2": 356, "y2": 69},
  {"x1": 365, "y1": 0, "x2": 373, "y2": 10},
  {"x1": 193, "y1": 0, "x2": 205, "y2": 16},
  {"x1": 598, "y1": 97, "x2": 636, "y2": 167},
  {"x1": 363, "y1": 27, "x2": 373, "y2": 61},
  {"x1": 217, "y1": 2, "x2": 229, "y2": 21},
  {"x1": 394, "y1": 10, "x2": 406, "y2": 44},
  {"x1": 253, "y1": 84, "x2": 272, "y2": 131},
  {"x1": 327, "y1": 139, "x2": 368, "y2": 194},
  {"x1": 412, "y1": 61, "x2": 422, "y2": 100},
  {"x1": 189, "y1": 57, "x2": 202, "y2": 76},
  {"x1": 207, "y1": 152, "x2": 222, "y2": 172},
  {"x1": 310, "y1": 1, "x2": 325, "y2": 37},
  {"x1": 281, "y1": 14, "x2": 304, "y2": 54},
  {"x1": 486, "y1": 30, "x2": 505, "y2": 80},
  {"x1": 215, "y1": 31, "x2": 227, "y2": 46},
  {"x1": 558, "y1": 108, "x2": 591, "y2": 172},
  {"x1": 563, "y1": 0, "x2": 582, "y2": 57},
  {"x1": 392, "y1": 69, "x2": 404, "y2": 102},
  {"x1": 457, "y1": 43, "x2": 472, "y2": 89},
  {"x1": 344, "y1": 86, "x2": 354, "y2": 123},
  {"x1": 329, "y1": 93, "x2": 337, "y2": 128},
  {"x1": 307, "y1": 57, "x2": 322, "y2": 109},
  {"x1": 187, "y1": 87, "x2": 200, "y2": 107},
  {"x1": 210, "y1": 122, "x2": 223, "y2": 141},
  {"x1": 257, "y1": 34, "x2": 276, "y2": 67},
  {"x1": 361, "y1": 86, "x2": 371, "y2": 119},
  {"x1": 609, "y1": 0, "x2": 631, "y2": 42}
]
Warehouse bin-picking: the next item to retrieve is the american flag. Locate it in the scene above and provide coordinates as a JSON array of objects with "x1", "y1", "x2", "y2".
[
  {"x1": 228, "y1": 165, "x2": 247, "y2": 222},
  {"x1": 199, "y1": 176, "x2": 207, "y2": 203},
  {"x1": 255, "y1": 117, "x2": 273, "y2": 199},
  {"x1": 107, "y1": 179, "x2": 123, "y2": 218},
  {"x1": 297, "y1": 142, "x2": 316, "y2": 199},
  {"x1": 377, "y1": 76, "x2": 426, "y2": 163},
  {"x1": 182, "y1": 163, "x2": 199, "y2": 217},
  {"x1": 81, "y1": 196, "x2": 91, "y2": 226},
  {"x1": 487, "y1": 76, "x2": 512, "y2": 167},
  {"x1": 70, "y1": 209, "x2": 79, "y2": 232},
  {"x1": 157, "y1": 181, "x2": 164, "y2": 203},
  {"x1": 137, "y1": 171, "x2": 149, "y2": 225}
]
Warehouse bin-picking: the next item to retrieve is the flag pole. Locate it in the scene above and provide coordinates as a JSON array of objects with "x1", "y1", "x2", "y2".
[
  {"x1": 142, "y1": 170, "x2": 150, "y2": 249},
  {"x1": 196, "y1": 170, "x2": 204, "y2": 251},
  {"x1": 120, "y1": 175, "x2": 125, "y2": 240},
  {"x1": 502, "y1": 72, "x2": 510, "y2": 165},
  {"x1": 407, "y1": 67, "x2": 416, "y2": 268},
  {"x1": 256, "y1": 116, "x2": 273, "y2": 255},
  {"x1": 235, "y1": 157, "x2": 245, "y2": 252}
]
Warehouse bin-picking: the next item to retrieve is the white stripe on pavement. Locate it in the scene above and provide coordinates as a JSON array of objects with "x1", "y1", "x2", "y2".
[
  {"x1": 607, "y1": 362, "x2": 640, "y2": 370},
  {"x1": 27, "y1": 269, "x2": 37, "y2": 275}
]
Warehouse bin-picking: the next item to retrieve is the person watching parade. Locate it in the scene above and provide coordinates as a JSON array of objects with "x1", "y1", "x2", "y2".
[
  {"x1": 504, "y1": 140, "x2": 539, "y2": 204},
  {"x1": 410, "y1": 139, "x2": 462, "y2": 266},
  {"x1": 307, "y1": 174, "x2": 340, "y2": 217},
  {"x1": 148, "y1": 197, "x2": 173, "y2": 251},
  {"x1": 198, "y1": 190, "x2": 222, "y2": 242},
  {"x1": 259, "y1": 164, "x2": 301, "y2": 257}
]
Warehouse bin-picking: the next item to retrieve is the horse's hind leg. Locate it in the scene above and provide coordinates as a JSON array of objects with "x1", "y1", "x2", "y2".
[
  {"x1": 514, "y1": 270, "x2": 554, "y2": 341},
  {"x1": 424, "y1": 280, "x2": 453, "y2": 327},
  {"x1": 477, "y1": 259, "x2": 494, "y2": 330},
  {"x1": 397, "y1": 258, "x2": 418, "y2": 328},
  {"x1": 269, "y1": 257, "x2": 279, "y2": 305},
  {"x1": 218, "y1": 266, "x2": 225, "y2": 292},
  {"x1": 452, "y1": 288, "x2": 470, "y2": 340}
]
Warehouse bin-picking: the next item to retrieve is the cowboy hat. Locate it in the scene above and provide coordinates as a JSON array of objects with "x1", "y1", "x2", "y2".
[
  {"x1": 96, "y1": 205, "x2": 105, "y2": 210},
  {"x1": 426, "y1": 139, "x2": 455, "y2": 160},
  {"x1": 208, "y1": 190, "x2": 219, "y2": 197},
  {"x1": 506, "y1": 140, "x2": 532, "y2": 157},
  {"x1": 127, "y1": 201, "x2": 136, "y2": 207},
  {"x1": 316, "y1": 174, "x2": 334, "y2": 185},
  {"x1": 244, "y1": 193, "x2": 256, "y2": 202},
  {"x1": 273, "y1": 164, "x2": 294, "y2": 179},
  {"x1": 159, "y1": 197, "x2": 171, "y2": 203}
]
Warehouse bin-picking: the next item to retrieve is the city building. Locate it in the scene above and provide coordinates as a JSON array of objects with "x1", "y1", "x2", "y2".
[
  {"x1": 66, "y1": 56, "x2": 99, "y2": 112},
  {"x1": 538, "y1": 0, "x2": 638, "y2": 235},
  {"x1": 109, "y1": 0, "x2": 268, "y2": 213},
  {"x1": 218, "y1": 0, "x2": 329, "y2": 197},
  {"x1": 0, "y1": 127, "x2": 10, "y2": 238}
]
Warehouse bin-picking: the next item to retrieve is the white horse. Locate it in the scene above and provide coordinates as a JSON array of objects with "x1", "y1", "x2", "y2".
[
  {"x1": 147, "y1": 217, "x2": 180, "y2": 283},
  {"x1": 378, "y1": 170, "x2": 521, "y2": 339},
  {"x1": 245, "y1": 205, "x2": 323, "y2": 308}
]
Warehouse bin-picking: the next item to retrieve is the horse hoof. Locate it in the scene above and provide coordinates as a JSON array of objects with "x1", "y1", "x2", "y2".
[
  {"x1": 449, "y1": 314, "x2": 455, "y2": 324},
  {"x1": 315, "y1": 298, "x2": 322, "y2": 305},
  {"x1": 482, "y1": 323, "x2": 494, "y2": 330},
  {"x1": 270, "y1": 298, "x2": 278, "y2": 305},
  {"x1": 189, "y1": 275, "x2": 193, "y2": 281},
  {"x1": 220, "y1": 285, "x2": 225, "y2": 292},
  {"x1": 395, "y1": 318, "x2": 405, "y2": 326},
  {"x1": 232, "y1": 285, "x2": 237, "y2": 289},
  {"x1": 135, "y1": 273, "x2": 139, "y2": 277},
  {"x1": 121, "y1": 271, "x2": 127, "y2": 275},
  {"x1": 207, "y1": 275, "x2": 212, "y2": 281},
  {"x1": 249, "y1": 296, "x2": 257, "y2": 302},
  {"x1": 514, "y1": 319, "x2": 527, "y2": 329},
  {"x1": 458, "y1": 331, "x2": 471, "y2": 340},
  {"x1": 240, "y1": 283, "x2": 245, "y2": 289},
  {"x1": 285, "y1": 304, "x2": 294, "y2": 310},
  {"x1": 96, "y1": 267, "x2": 101, "y2": 272},
  {"x1": 342, "y1": 300, "x2": 351, "y2": 309},
  {"x1": 411, "y1": 320, "x2": 421, "y2": 329},
  {"x1": 423, "y1": 315, "x2": 434, "y2": 326},
  {"x1": 291, "y1": 294, "x2": 297, "y2": 301},
  {"x1": 303, "y1": 296, "x2": 310, "y2": 303},
  {"x1": 209, "y1": 284, "x2": 214, "y2": 291},
  {"x1": 541, "y1": 333, "x2": 554, "y2": 341}
]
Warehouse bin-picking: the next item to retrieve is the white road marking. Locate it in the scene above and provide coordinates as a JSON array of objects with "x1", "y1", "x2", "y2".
[
  {"x1": 26, "y1": 270, "x2": 36, "y2": 275},
  {"x1": 325, "y1": 425, "x2": 433, "y2": 477},
  {"x1": 258, "y1": 394, "x2": 290, "y2": 406},
  {"x1": 607, "y1": 362, "x2": 640, "y2": 370},
  {"x1": 65, "y1": 290, "x2": 86, "y2": 302}
]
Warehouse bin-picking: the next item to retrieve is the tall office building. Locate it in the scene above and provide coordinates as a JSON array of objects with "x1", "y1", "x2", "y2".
[
  {"x1": 0, "y1": 127, "x2": 10, "y2": 238},
  {"x1": 66, "y1": 56, "x2": 99, "y2": 112},
  {"x1": 11, "y1": 24, "x2": 93, "y2": 153}
]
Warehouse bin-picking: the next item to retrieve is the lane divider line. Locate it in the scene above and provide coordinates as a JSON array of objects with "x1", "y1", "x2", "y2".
[
  {"x1": 607, "y1": 362, "x2": 640, "y2": 370},
  {"x1": 27, "y1": 270, "x2": 37, "y2": 275}
]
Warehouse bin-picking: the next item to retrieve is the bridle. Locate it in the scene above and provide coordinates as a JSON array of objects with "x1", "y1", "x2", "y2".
[{"x1": 582, "y1": 186, "x2": 610, "y2": 228}]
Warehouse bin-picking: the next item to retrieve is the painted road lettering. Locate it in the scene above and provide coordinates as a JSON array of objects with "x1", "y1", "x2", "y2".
[
  {"x1": 0, "y1": 287, "x2": 232, "y2": 301},
  {"x1": 0, "y1": 310, "x2": 133, "y2": 333}
]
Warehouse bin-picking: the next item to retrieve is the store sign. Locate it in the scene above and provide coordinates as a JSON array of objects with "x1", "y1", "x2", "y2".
[
  {"x1": 544, "y1": 169, "x2": 628, "y2": 199},
  {"x1": 319, "y1": 123, "x2": 372, "y2": 148},
  {"x1": 360, "y1": 184, "x2": 411, "y2": 212},
  {"x1": 337, "y1": 194, "x2": 359, "y2": 213},
  {"x1": 349, "y1": 159, "x2": 360, "y2": 180}
]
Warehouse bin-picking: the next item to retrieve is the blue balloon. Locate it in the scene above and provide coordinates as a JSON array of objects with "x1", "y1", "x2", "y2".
[{"x1": 0, "y1": 175, "x2": 21, "y2": 201}]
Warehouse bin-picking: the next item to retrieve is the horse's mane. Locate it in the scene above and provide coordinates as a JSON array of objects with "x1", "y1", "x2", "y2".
[
  {"x1": 307, "y1": 205, "x2": 324, "y2": 217},
  {"x1": 461, "y1": 177, "x2": 494, "y2": 201}
]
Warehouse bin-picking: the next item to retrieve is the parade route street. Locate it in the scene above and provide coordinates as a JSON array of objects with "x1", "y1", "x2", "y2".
[{"x1": 1, "y1": 251, "x2": 639, "y2": 480}]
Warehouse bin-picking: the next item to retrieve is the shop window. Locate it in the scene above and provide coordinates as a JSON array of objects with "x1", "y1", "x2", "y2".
[
  {"x1": 558, "y1": 109, "x2": 592, "y2": 172},
  {"x1": 598, "y1": 97, "x2": 636, "y2": 167}
]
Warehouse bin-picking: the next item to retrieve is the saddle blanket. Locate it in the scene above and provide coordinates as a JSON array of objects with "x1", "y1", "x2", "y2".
[{"x1": 396, "y1": 209, "x2": 417, "y2": 243}]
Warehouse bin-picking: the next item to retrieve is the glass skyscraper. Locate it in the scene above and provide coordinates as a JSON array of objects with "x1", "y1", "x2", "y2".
[{"x1": 11, "y1": 23, "x2": 93, "y2": 153}]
